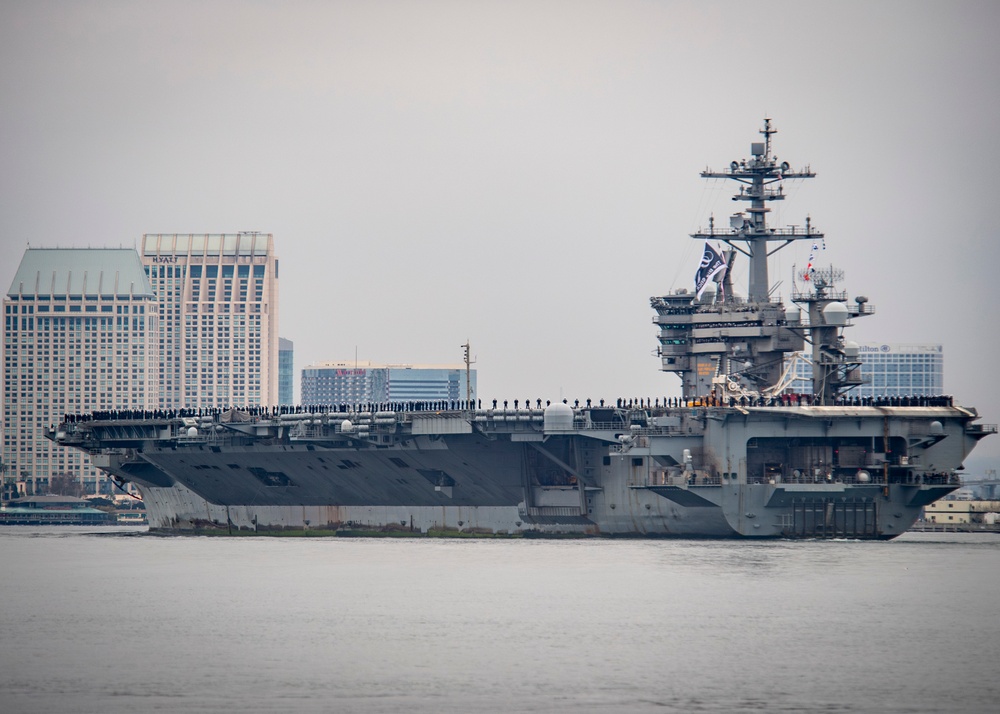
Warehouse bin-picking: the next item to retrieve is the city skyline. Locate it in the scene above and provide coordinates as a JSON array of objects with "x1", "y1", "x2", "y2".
[{"x1": 1, "y1": 1, "x2": 997, "y2": 471}]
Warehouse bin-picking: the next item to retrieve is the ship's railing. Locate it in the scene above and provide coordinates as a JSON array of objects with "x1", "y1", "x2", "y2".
[
  {"x1": 791, "y1": 289, "x2": 849, "y2": 302},
  {"x1": 967, "y1": 423, "x2": 998, "y2": 436},
  {"x1": 59, "y1": 420, "x2": 177, "y2": 444},
  {"x1": 57, "y1": 413, "x2": 688, "y2": 443},
  {"x1": 642, "y1": 465, "x2": 962, "y2": 488},
  {"x1": 524, "y1": 506, "x2": 583, "y2": 518},
  {"x1": 479, "y1": 411, "x2": 545, "y2": 424},
  {"x1": 746, "y1": 470, "x2": 958, "y2": 486},
  {"x1": 598, "y1": 424, "x2": 688, "y2": 436},
  {"x1": 650, "y1": 296, "x2": 785, "y2": 315},
  {"x1": 686, "y1": 475, "x2": 721, "y2": 486},
  {"x1": 790, "y1": 291, "x2": 877, "y2": 316},
  {"x1": 645, "y1": 473, "x2": 722, "y2": 486}
]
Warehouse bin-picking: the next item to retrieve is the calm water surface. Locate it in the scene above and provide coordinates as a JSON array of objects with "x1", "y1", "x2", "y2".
[{"x1": 0, "y1": 528, "x2": 997, "y2": 713}]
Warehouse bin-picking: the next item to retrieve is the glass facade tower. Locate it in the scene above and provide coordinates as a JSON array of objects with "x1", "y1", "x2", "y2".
[{"x1": 278, "y1": 337, "x2": 294, "y2": 406}]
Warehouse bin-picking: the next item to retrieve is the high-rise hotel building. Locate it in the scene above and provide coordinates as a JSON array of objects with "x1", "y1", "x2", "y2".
[
  {"x1": 2, "y1": 249, "x2": 158, "y2": 496},
  {"x1": 788, "y1": 343, "x2": 944, "y2": 399},
  {"x1": 140, "y1": 234, "x2": 279, "y2": 409}
]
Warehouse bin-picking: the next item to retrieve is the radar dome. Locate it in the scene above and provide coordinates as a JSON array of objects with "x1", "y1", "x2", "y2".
[
  {"x1": 543, "y1": 402, "x2": 574, "y2": 432},
  {"x1": 340, "y1": 420, "x2": 354, "y2": 433},
  {"x1": 186, "y1": 426, "x2": 198, "y2": 438},
  {"x1": 784, "y1": 307, "x2": 801, "y2": 323},
  {"x1": 823, "y1": 302, "x2": 849, "y2": 326},
  {"x1": 844, "y1": 340, "x2": 859, "y2": 358}
]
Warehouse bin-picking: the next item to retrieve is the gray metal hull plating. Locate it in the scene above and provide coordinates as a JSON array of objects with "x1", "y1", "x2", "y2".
[{"x1": 64, "y1": 404, "x2": 989, "y2": 538}]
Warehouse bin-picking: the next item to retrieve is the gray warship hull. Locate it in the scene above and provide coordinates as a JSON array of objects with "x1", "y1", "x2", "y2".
[{"x1": 53, "y1": 402, "x2": 990, "y2": 538}]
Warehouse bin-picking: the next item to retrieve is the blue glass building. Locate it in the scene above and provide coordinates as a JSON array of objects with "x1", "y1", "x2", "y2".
[
  {"x1": 278, "y1": 337, "x2": 294, "y2": 406},
  {"x1": 788, "y1": 343, "x2": 944, "y2": 398},
  {"x1": 301, "y1": 361, "x2": 476, "y2": 405}
]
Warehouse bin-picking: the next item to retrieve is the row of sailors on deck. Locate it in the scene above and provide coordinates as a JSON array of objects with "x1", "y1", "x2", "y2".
[
  {"x1": 58, "y1": 396, "x2": 779, "y2": 423},
  {"x1": 702, "y1": 394, "x2": 955, "y2": 408},
  {"x1": 59, "y1": 393, "x2": 956, "y2": 425},
  {"x1": 62, "y1": 402, "x2": 481, "y2": 423},
  {"x1": 833, "y1": 394, "x2": 954, "y2": 407}
]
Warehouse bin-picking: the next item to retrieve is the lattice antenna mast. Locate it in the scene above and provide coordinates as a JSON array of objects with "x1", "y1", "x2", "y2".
[
  {"x1": 461, "y1": 341, "x2": 475, "y2": 411},
  {"x1": 694, "y1": 118, "x2": 820, "y2": 302}
]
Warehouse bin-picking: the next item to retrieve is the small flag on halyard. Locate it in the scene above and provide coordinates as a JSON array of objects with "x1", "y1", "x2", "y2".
[{"x1": 694, "y1": 242, "x2": 727, "y2": 298}]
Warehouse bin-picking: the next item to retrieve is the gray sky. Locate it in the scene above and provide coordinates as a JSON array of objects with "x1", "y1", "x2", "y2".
[{"x1": 2, "y1": 0, "x2": 998, "y2": 472}]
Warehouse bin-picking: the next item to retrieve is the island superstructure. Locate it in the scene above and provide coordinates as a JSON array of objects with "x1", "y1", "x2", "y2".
[{"x1": 48, "y1": 120, "x2": 995, "y2": 538}]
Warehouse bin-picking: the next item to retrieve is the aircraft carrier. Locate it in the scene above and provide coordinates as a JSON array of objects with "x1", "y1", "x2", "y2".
[{"x1": 48, "y1": 120, "x2": 995, "y2": 538}]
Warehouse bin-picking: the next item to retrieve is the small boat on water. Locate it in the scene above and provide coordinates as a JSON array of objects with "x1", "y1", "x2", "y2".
[{"x1": 0, "y1": 495, "x2": 116, "y2": 526}]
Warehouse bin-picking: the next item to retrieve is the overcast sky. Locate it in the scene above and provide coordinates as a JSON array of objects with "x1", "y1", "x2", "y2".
[{"x1": 2, "y1": 1, "x2": 998, "y2": 472}]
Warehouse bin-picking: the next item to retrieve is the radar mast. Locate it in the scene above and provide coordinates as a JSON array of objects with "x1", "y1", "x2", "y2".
[{"x1": 695, "y1": 118, "x2": 820, "y2": 302}]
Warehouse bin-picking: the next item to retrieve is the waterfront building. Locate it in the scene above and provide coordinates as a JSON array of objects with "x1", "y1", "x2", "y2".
[
  {"x1": 140, "y1": 233, "x2": 279, "y2": 409},
  {"x1": 788, "y1": 343, "x2": 943, "y2": 398},
  {"x1": 923, "y1": 500, "x2": 1000, "y2": 526},
  {"x1": 2, "y1": 248, "x2": 157, "y2": 497},
  {"x1": 279, "y1": 337, "x2": 294, "y2": 406},
  {"x1": 301, "y1": 361, "x2": 477, "y2": 405}
]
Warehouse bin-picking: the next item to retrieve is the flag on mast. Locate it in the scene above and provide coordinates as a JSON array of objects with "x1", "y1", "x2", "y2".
[{"x1": 695, "y1": 242, "x2": 727, "y2": 298}]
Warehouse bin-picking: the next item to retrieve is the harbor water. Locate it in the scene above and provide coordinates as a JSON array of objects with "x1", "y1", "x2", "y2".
[{"x1": 0, "y1": 529, "x2": 997, "y2": 713}]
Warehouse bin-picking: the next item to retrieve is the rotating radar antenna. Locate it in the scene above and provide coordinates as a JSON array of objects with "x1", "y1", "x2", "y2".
[{"x1": 798, "y1": 266, "x2": 844, "y2": 288}]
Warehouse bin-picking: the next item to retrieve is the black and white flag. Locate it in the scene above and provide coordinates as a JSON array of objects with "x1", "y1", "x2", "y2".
[{"x1": 694, "y1": 242, "x2": 727, "y2": 298}]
